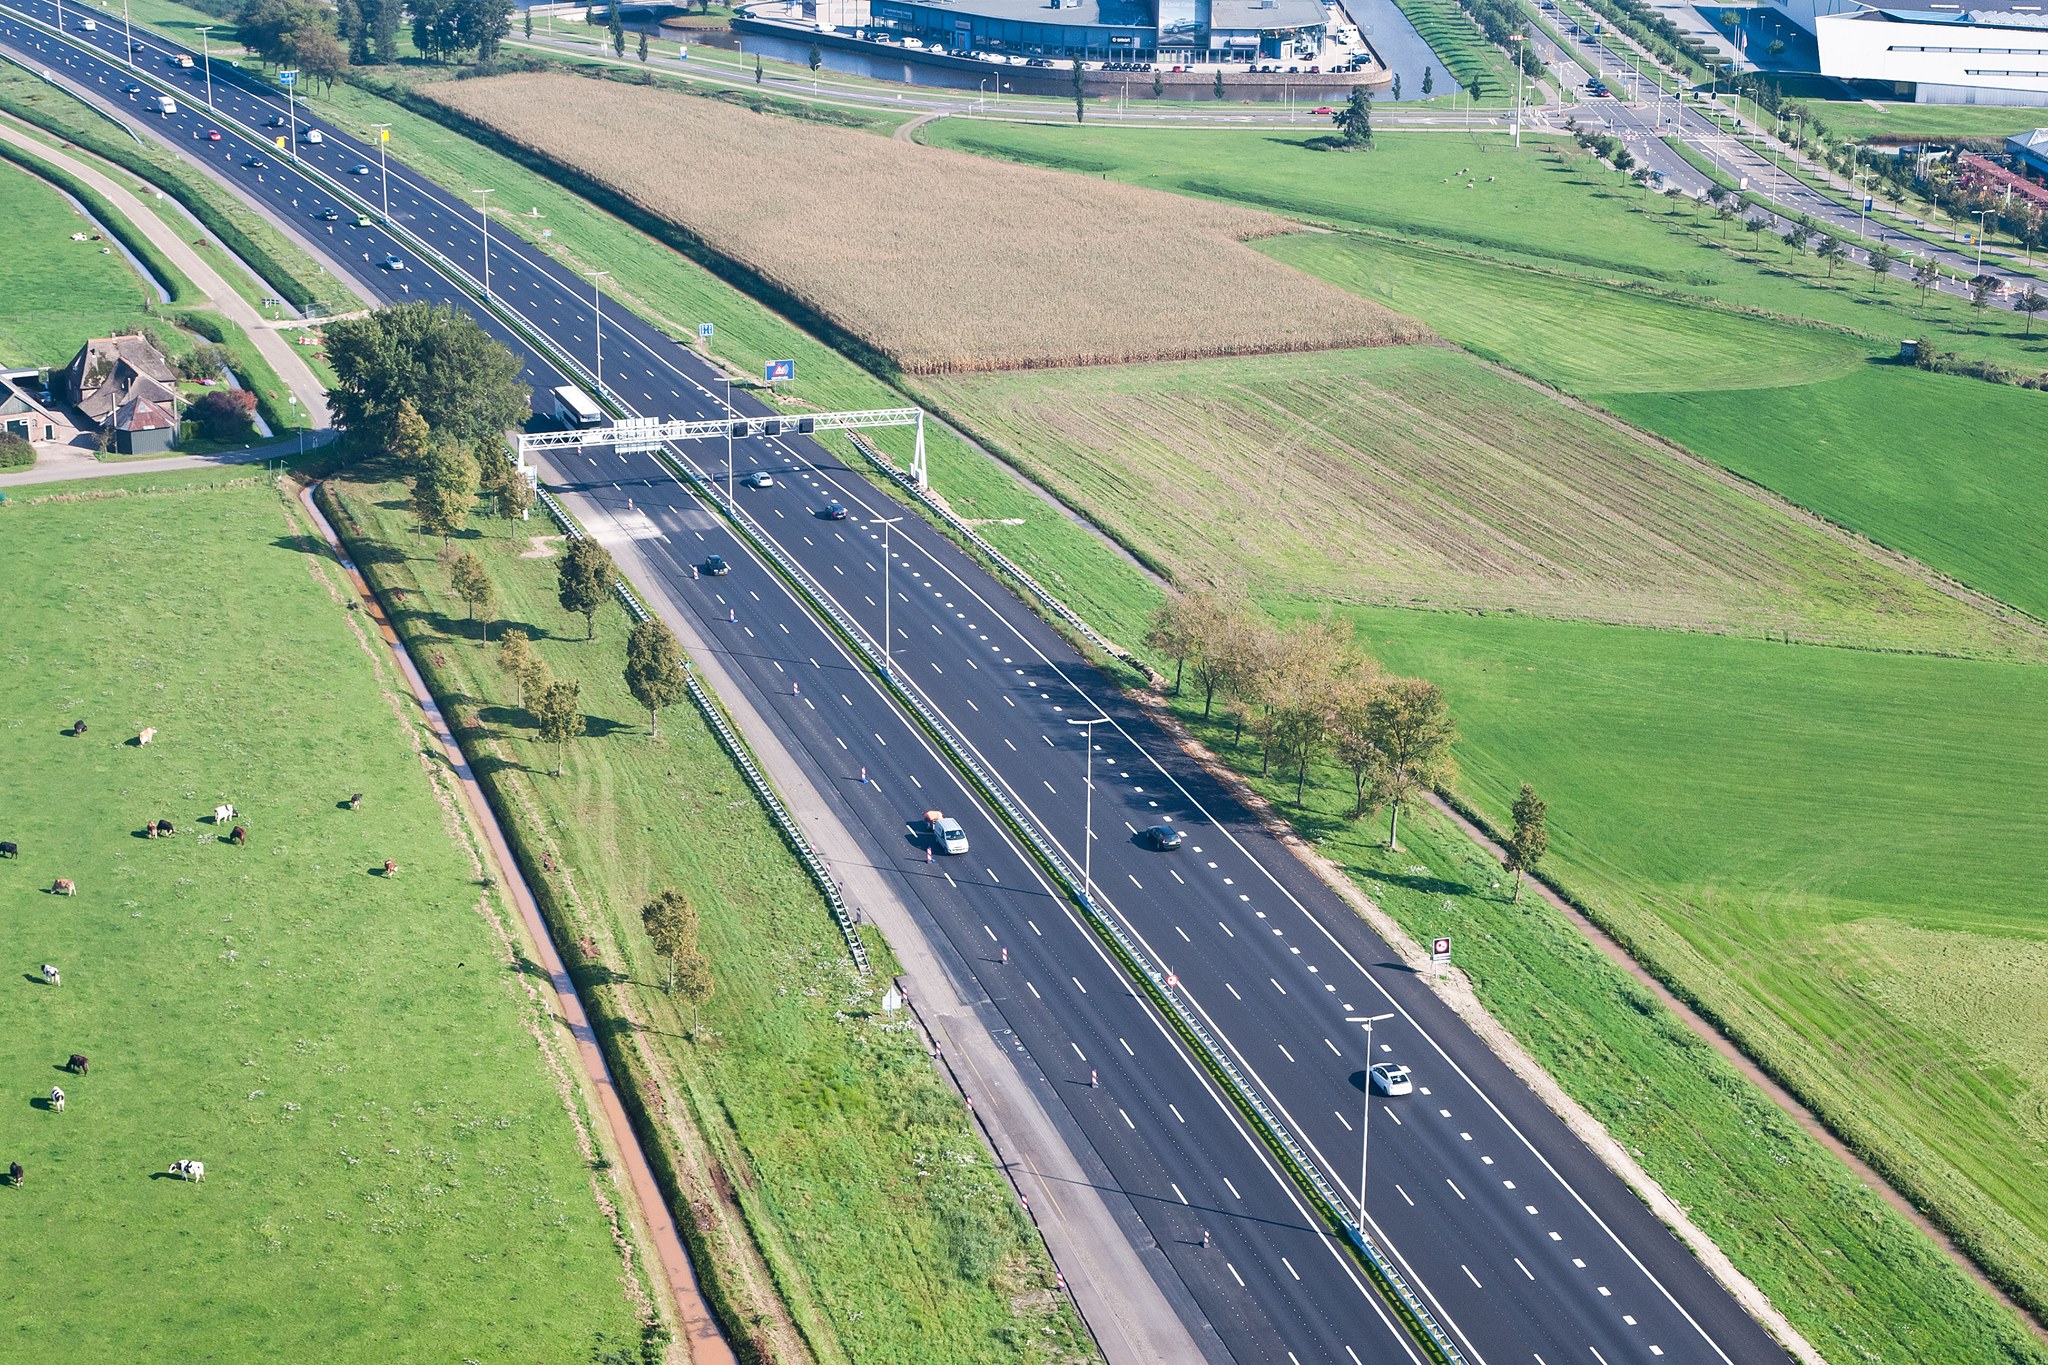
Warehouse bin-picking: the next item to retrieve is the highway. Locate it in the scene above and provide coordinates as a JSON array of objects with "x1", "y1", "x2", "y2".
[{"x1": 0, "y1": 7, "x2": 1796, "y2": 1361}]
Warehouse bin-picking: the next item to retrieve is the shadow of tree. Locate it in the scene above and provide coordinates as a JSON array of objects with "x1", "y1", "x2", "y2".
[
  {"x1": 272, "y1": 533, "x2": 331, "y2": 559},
  {"x1": 471, "y1": 752, "x2": 531, "y2": 778},
  {"x1": 583, "y1": 715, "x2": 631, "y2": 740}
]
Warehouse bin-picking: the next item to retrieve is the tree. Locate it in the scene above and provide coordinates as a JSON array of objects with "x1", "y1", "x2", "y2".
[
  {"x1": 477, "y1": 441, "x2": 532, "y2": 524},
  {"x1": 557, "y1": 536, "x2": 618, "y2": 639},
  {"x1": 1390, "y1": 72, "x2": 1401, "y2": 101},
  {"x1": 610, "y1": 15, "x2": 625, "y2": 56},
  {"x1": 673, "y1": 951, "x2": 714, "y2": 1034},
  {"x1": 1744, "y1": 213, "x2": 1769, "y2": 247},
  {"x1": 532, "y1": 677, "x2": 584, "y2": 776},
  {"x1": 1815, "y1": 233, "x2": 1845, "y2": 279},
  {"x1": 1782, "y1": 221, "x2": 1811, "y2": 255},
  {"x1": 2016, "y1": 284, "x2": 2048, "y2": 336},
  {"x1": 174, "y1": 342, "x2": 231, "y2": 382},
  {"x1": 498, "y1": 629, "x2": 544, "y2": 706},
  {"x1": 413, "y1": 439, "x2": 479, "y2": 546},
  {"x1": 1358, "y1": 677, "x2": 1455, "y2": 851},
  {"x1": 1144, "y1": 595, "x2": 1205, "y2": 694},
  {"x1": 640, "y1": 888, "x2": 698, "y2": 994},
  {"x1": 637, "y1": 30, "x2": 648, "y2": 59},
  {"x1": 1151, "y1": 70, "x2": 1164, "y2": 98},
  {"x1": 1913, "y1": 255, "x2": 1940, "y2": 307},
  {"x1": 1865, "y1": 241, "x2": 1896, "y2": 291},
  {"x1": 1421, "y1": 65, "x2": 1433, "y2": 96},
  {"x1": 449, "y1": 551, "x2": 496, "y2": 642},
  {"x1": 755, "y1": 53, "x2": 763, "y2": 83},
  {"x1": 189, "y1": 388, "x2": 257, "y2": 441},
  {"x1": 1257, "y1": 618, "x2": 1352, "y2": 804},
  {"x1": 295, "y1": 24, "x2": 347, "y2": 92},
  {"x1": 624, "y1": 617, "x2": 689, "y2": 738},
  {"x1": 369, "y1": 0, "x2": 400, "y2": 60},
  {"x1": 808, "y1": 41, "x2": 821, "y2": 76},
  {"x1": 388, "y1": 396, "x2": 431, "y2": 475},
  {"x1": 1212, "y1": 69, "x2": 1224, "y2": 100},
  {"x1": 1072, "y1": 57, "x2": 1086, "y2": 124},
  {"x1": 325, "y1": 303, "x2": 529, "y2": 452},
  {"x1": 1970, "y1": 274, "x2": 1995, "y2": 314},
  {"x1": 1505, "y1": 783, "x2": 1548, "y2": 902},
  {"x1": 1334, "y1": 88, "x2": 1372, "y2": 148},
  {"x1": 523, "y1": 6, "x2": 531, "y2": 38}
]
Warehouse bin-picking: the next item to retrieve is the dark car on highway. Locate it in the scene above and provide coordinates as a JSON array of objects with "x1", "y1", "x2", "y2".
[
  {"x1": 704, "y1": 554, "x2": 730, "y2": 576},
  {"x1": 1139, "y1": 825, "x2": 1182, "y2": 851},
  {"x1": 822, "y1": 501, "x2": 848, "y2": 519}
]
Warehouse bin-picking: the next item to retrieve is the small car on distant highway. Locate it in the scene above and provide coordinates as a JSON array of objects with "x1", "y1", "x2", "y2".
[
  {"x1": 380, "y1": 253, "x2": 406, "y2": 271},
  {"x1": 1139, "y1": 824, "x2": 1182, "y2": 851},
  {"x1": 1312, "y1": 105, "x2": 1333, "y2": 115},
  {"x1": 204, "y1": 128, "x2": 222, "y2": 141},
  {"x1": 242, "y1": 155, "x2": 267, "y2": 169},
  {"x1": 301, "y1": 127, "x2": 324, "y2": 144},
  {"x1": 1369, "y1": 1063, "x2": 1413, "y2": 1097},
  {"x1": 122, "y1": 82, "x2": 143, "y2": 94},
  {"x1": 354, "y1": 212, "x2": 373, "y2": 227},
  {"x1": 703, "y1": 554, "x2": 730, "y2": 576},
  {"x1": 921, "y1": 810, "x2": 969, "y2": 855},
  {"x1": 822, "y1": 501, "x2": 848, "y2": 519},
  {"x1": 350, "y1": 162, "x2": 373, "y2": 175},
  {"x1": 742, "y1": 470, "x2": 775, "y2": 489},
  {"x1": 315, "y1": 207, "x2": 340, "y2": 221},
  {"x1": 266, "y1": 115, "x2": 287, "y2": 128}
]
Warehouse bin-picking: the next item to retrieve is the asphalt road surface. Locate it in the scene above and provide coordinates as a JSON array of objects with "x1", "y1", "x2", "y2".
[{"x1": 0, "y1": 6, "x2": 1798, "y2": 1360}]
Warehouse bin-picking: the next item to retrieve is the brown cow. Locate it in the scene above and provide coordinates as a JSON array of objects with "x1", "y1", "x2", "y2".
[
  {"x1": 229, "y1": 826, "x2": 247, "y2": 847},
  {"x1": 52, "y1": 878, "x2": 75, "y2": 897},
  {"x1": 382, "y1": 859, "x2": 398, "y2": 878},
  {"x1": 67, "y1": 1054, "x2": 88, "y2": 1076},
  {"x1": 144, "y1": 821, "x2": 158, "y2": 839}
]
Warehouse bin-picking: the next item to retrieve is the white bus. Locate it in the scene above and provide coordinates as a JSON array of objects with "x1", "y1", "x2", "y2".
[{"x1": 550, "y1": 384, "x2": 603, "y2": 429}]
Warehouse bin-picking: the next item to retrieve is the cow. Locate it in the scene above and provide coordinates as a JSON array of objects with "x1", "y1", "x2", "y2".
[
  {"x1": 41, "y1": 965, "x2": 60, "y2": 986},
  {"x1": 0, "y1": 841, "x2": 17, "y2": 858},
  {"x1": 155, "y1": 820, "x2": 174, "y2": 837},
  {"x1": 138, "y1": 727, "x2": 156, "y2": 745},
  {"x1": 144, "y1": 820, "x2": 158, "y2": 840},
  {"x1": 7, "y1": 1162, "x2": 20, "y2": 1188},
  {"x1": 67, "y1": 1054, "x2": 88, "y2": 1076},
  {"x1": 349, "y1": 793, "x2": 363, "y2": 811},
  {"x1": 69, "y1": 719, "x2": 87, "y2": 737},
  {"x1": 48, "y1": 1088, "x2": 64, "y2": 1113},
  {"x1": 229, "y1": 826, "x2": 247, "y2": 847},
  {"x1": 52, "y1": 878, "x2": 75, "y2": 896},
  {"x1": 169, "y1": 1159, "x2": 204, "y2": 1183},
  {"x1": 213, "y1": 804, "x2": 236, "y2": 826},
  {"x1": 383, "y1": 859, "x2": 398, "y2": 878}
]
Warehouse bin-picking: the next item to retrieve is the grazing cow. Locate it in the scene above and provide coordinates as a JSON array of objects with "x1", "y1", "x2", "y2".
[
  {"x1": 144, "y1": 820, "x2": 158, "y2": 839},
  {"x1": 169, "y1": 1159, "x2": 205, "y2": 1183},
  {"x1": 52, "y1": 878, "x2": 75, "y2": 896},
  {"x1": 156, "y1": 820, "x2": 174, "y2": 837},
  {"x1": 382, "y1": 859, "x2": 398, "y2": 878},
  {"x1": 213, "y1": 804, "x2": 236, "y2": 826},
  {"x1": 8, "y1": 1162, "x2": 20, "y2": 1188},
  {"x1": 0, "y1": 840, "x2": 17, "y2": 858},
  {"x1": 349, "y1": 792, "x2": 363, "y2": 811},
  {"x1": 67, "y1": 1054, "x2": 88, "y2": 1075},
  {"x1": 229, "y1": 826, "x2": 247, "y2": 847},
  {"x1": 49, "y1": 1088, "x2": 64, "y2": 1113},
  {"x1": 70, "y1": 719, "x2": 87, "y2": 736},
  {"x1": 138, "y1": 727, "x2": 156, "y2": 745},
  {"x1": 41, "y1": 965, "x2": 60, "y2": 986}
]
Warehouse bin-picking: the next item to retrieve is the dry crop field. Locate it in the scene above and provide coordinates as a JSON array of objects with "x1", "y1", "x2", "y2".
[
  {"x1": 426, "y1": 72, "x2": 1423, "y2": 372},
  {"x1": 925, "y1": 346, "x2": 2040, "y2": 656}
]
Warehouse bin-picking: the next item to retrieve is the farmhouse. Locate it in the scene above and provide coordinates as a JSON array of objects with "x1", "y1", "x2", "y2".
[
  {"x1": 0, "y1": 367, "x2": 79, "y2": 446},
  {"x1": 63, "y1": 333, "x2": 180, "y2": 454}
]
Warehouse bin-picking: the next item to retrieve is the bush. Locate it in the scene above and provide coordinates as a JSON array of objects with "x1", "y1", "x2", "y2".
[
  {"x1": 190, "y1": 387, "x2": 258, "y2": 440},
  {"x1": 175, "y1": 343, "x2": 231, "y2": 382},
  {"x1": 0, "y1": 430, "x2": 33, "y2": 468}
]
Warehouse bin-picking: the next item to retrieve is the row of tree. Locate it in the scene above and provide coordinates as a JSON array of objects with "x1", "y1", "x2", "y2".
[
  {"x1": 1144, "y1": 594, "x2": 1549, "y2": 896},
  {"x1": 236, "y1": 0, "x2": 511, "y2": 92}
]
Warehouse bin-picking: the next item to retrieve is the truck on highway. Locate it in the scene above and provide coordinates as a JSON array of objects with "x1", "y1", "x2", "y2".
[
  {"x1": 154, "y1": 94, "x2": 176, "y2": 114},
  {"x1": 173, "y1": 52, "x2": 193, "y2": 67},
  {"x1": 550, "y1": 384, "x2": 604, "y2": 429}
]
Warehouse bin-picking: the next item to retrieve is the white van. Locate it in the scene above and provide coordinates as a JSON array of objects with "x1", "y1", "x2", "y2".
[
  {"x1": 155, "y1": 94, "x2": 176, "y2": 115},
  {"x1": 301, "y1": 128, "x2": 324, "y2": 144},
  {"x1": 80, "y1": 16, "x2": 97, "y2": 29}
]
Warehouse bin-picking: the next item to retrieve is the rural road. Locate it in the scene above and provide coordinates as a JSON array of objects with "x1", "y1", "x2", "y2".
[
  {"x1": 0, "y1": 112, "x2": 336, "y2": 426},
  {"x1": 297, "y1": 482, "x2": 736, "y2": 1365},
  {"x1": 0, "y1": 427, "x2": 330, "y2": 487}
]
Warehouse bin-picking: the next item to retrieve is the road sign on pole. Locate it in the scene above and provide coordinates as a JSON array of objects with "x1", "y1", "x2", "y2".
[
  {"x1": 277, "y1": 68, "x2": 297, "y2": 85},
  {"x1": 765, "y1": 359, "x2": 795, "y2": 382},
  {"x1": 1430, "y1": 937, "x2": 1452, "y2": 965},
  {"x1": 698, "y1": 322, "x2": 714, "y2": 340},
  {"x1": 612, "y1": 416, "x2": 662, "y2": 454}
]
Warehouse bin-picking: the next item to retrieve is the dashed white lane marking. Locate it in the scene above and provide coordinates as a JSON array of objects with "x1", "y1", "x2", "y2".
[
  {"x1": 1172, "y1": 1183, "x2": 1187, "y2": 1205},
  {"x1": 1589, "y1": 1349, "x2": 1611, "y2": 1365},
  {"x1": 1395, "y1": 1183, "x2": 1414, "y2": 1207},
  {"x1": 1335, "y1": 1111, "x2": 1352, "y2": 1132},
  {"x1": 1071, "y1": 1043, "x2": 1086, "y2": 1060},
  {"x1": 1025, "y1": 980, "x2": 1040, "y2": 999},
  {"x1": 1120, "y1": 1038, "x2": 1133, "y2": 1055},
  {"x1": 1225, "y1": 983, "x2": 1241, "y2": 1000},
  {"x1": 1525, "y1": 1204, "x2": 1539, "y2": 1215},
  {"x1": 1118, "y1": 1108, "x2": 1134, "y2": 1130},
  {"x1": 1227, "y1": 1262, "x2": 1245, "y2": 1288},
  {"x1": 1072, "y1": 977, "x2": 1086, "y2": 994},
  {"x1": 983, "y1": 925, "x2": 998, "y2": 941},
  {"x1": 1168, "y1": 1104, "x2": 1185, "y2": 1123},
  {"x1": 1596, "y1": 1286, "x2": 1611, "y2": 1297},
  {"x1": 1281, "y1": 1257, "x2": 1300, "y2": 1282},
  {"x1": 1324, "y1": 1037, "x2": 1342, "y2": 1057},
  {"x1": 1514, "y1": 1257, "x2": 1534, "y2": 1281},
  {"x1": 1129, "y1": 874, "x2": 1143, "y2": 889},
  {"x1": 835, "y1": 737, "x2": 847, "y2": 750},
  {"x1": 1624, "y1": 1316, "x2": 1636, "y2": 1326},
  {"x1": 1217, "y1": 922, "x2": 1234, "y2": 938},
  {"x1": 1277, "y1": 1044, "x2": 1295, "y2": 1063},
  {"x1": 1176, "y1": 925, "x2": 1191, "y2": 942},
  {"x1": 1028, "y1": 920, "x2": 1041, "y2": 936},
  {"x1": 1003, "y1": 738, "x2": 1016, "y2": 750},
  {"x1": 1223, "y1": 1177, "x2": 1241, "y2": 1199},
  {"x1": 1270, "y1": 978, "x2": 1287, "y2": 995},
  {"x1": 1461, "y1": 1264, "x2": 1482, "y2": 1289},
  {"x1": 1384, "y1": 1106, "x2": 1401, "y2": 1126},
  {"x1": 1446, "y1": 1178, "x2": 1466, "y2": 1200}
]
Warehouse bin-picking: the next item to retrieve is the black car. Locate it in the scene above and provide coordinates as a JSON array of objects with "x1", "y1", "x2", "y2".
[
  {"x1": 1139, "y1": 825, "x2": 1182, "y2": 851},
  {"x1": 266, "y1": 115, "x2": 287, "y2": 128},
  {"x1": 704, "y1": 554, "x2": 730, "y2": 576},
  {"x1": 315, "y1": 207, "x2": 340, "y2": 221},
  {"x1": 243, "y1": 156, "x2": 268, "y2": 170},
  {"x1": 822, "y1": 501, "x2": 848, "y2": 520}
]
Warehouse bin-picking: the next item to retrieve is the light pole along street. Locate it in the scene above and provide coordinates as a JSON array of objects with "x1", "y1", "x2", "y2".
[
  {"x1": 473, "y1": 187, "x2": 494, "y2": 300},
  {"x1": 870, "y1": 515, "x2": 903, "y2": 677},
  {"x1": 196, "y1": 25, "x2": 212, "y2": 108},
  {"x1": 585, "y1": 268, "x2": 610, "y2": 397},
  {"x1": 1066, "y1": 715, "x2": 1107, "y2": 904},
  {"x1": 1345, "y1": 1012, "x2": 1396, "y2": 1222},
  {"x1": 370, "y1": 123, "x2": 392, "y2": 223}
]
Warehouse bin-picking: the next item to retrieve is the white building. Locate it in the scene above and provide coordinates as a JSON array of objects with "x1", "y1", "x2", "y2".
[{"x1": 1772, "y1": 0, "x2": 2048, "y2": 105}]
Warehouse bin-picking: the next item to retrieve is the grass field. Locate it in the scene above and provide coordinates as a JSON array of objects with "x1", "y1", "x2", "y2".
[
  {"x1": 1385, "y1": 0, "x2": 1515, "y2": 97},
  {"x1": 426, "y1": 72, "x2": 1422, "y2": 372},
  {"x1": 1160, "y1": 617, "x2": 2048, "y2": 1365},
  {"x1": 325, "y1": 467, "x2": 1095, "y2": 1365},
  {"x1": 0, "y1": 475, "x2": 652, "y2": 1360},
  {"x1": 924, "y1": 346, "x2": 2033, "y2": 655},
  {"x1": 1799, "y1": 98, "x2": 2048, "y2": 144},
  {"x1": 0, "y1": 158, "x2": 156, "y2": 365}
]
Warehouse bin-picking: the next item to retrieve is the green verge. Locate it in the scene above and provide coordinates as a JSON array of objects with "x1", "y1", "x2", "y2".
[
  {"x1": 0, "y1": 136, "x2": 193, "y2": 305},
  {"x1": 1384, "y1": 0, "x2": 1516, "y2": 98},
  {"x1": 1798, "y1": 98, "x2": 2048, "y2": 144},
  {"x1": 0, "y1": 151, "x2": 163, "y2": 363},
  {"x1": 0, "y1": 61, "x2": 354, "y2": 313},
  {"x1": 322, "y1": 468, "x2": 1096, "y2": 1365},
  {"x1": 0, "y1": 478, "x2": 651, "y2": 1361}
]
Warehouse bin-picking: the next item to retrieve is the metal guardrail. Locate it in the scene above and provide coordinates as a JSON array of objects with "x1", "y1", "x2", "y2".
[
  {"x1": 534, "y1": 487, "x2": 871, "y2": 976},
  {"x1": 845, "y1": 432, "x2": 1149, "y2": 679}
]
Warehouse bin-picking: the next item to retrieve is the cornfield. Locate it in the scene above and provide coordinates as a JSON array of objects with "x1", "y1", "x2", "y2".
[{"x1": 427, "y1": 73, "x2": 1427, "y2": 372}]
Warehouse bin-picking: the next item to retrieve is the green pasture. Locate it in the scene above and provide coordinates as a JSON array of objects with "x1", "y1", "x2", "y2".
[
  {"x1": 0, "y1": 158, "x2": 156, "y2": 366},
  {"x1": 327, "y1": 469, "x2": 1093, "y2": 1365},
  {"x1": 0, "y1": 479, "x2": 648, "y2": 1360},
  {"x1": 1603, "y1": 366, "x2": 2048, "y2": 621},
  {"x1": 1799, "y1": 99, "x2": 2046, "y2": 143},
  {"x1": 1163, "y1": 608, "x2": 2048, "y2": 1364}
]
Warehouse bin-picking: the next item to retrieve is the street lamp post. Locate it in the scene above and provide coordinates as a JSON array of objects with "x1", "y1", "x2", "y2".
[
  {"x1": 585, "y1": 269, "x2": 611, "y2": 397},
  {"x1": 474, "y1": 188, "x2": 494, "y2": 299},
  {"x1": 1976, "y1": 208, "x2": 1991, "y2": 273},
  {"x1": 122, "y1": 0, "x2": 133, "y2": 68},
  {"x1": 871, "y1": 515, "x2": 903, "y2": 675},
  {"x1": 1508, "y1": 34, "x2": 1524, "y2": 148},
  {"x1": 371, "y1": 124, "x2": 392, "y2": 223},
  {"x1": 197, "y1": 26, "x2": 213, "y2": 108},
  {"x1": 1065, "y1": 716, "x2": 1107, "y2": 902},
  {"x1": 1345, "y1": 1012, "x2": 1396, "y2": 1221}
]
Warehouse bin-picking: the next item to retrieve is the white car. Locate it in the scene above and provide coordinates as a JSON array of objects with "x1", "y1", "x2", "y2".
[
  {"x1": 380, "y1": 253, "x2": 406, "y2": 271},
  {"x1": 743, "y1": 470, "x2": 775, "y2": 489},
  {"x1": 301, "y1": 128, "x2": 323, "y2": 144},
  {"x1": 1369, "y1": 1063, "x2": 1413, "y2": 1097}
]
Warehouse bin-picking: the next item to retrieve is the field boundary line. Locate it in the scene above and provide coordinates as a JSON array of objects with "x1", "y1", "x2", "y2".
[{"x1": 298, "y1": 480, "x2": 734, "y2": 1365}]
